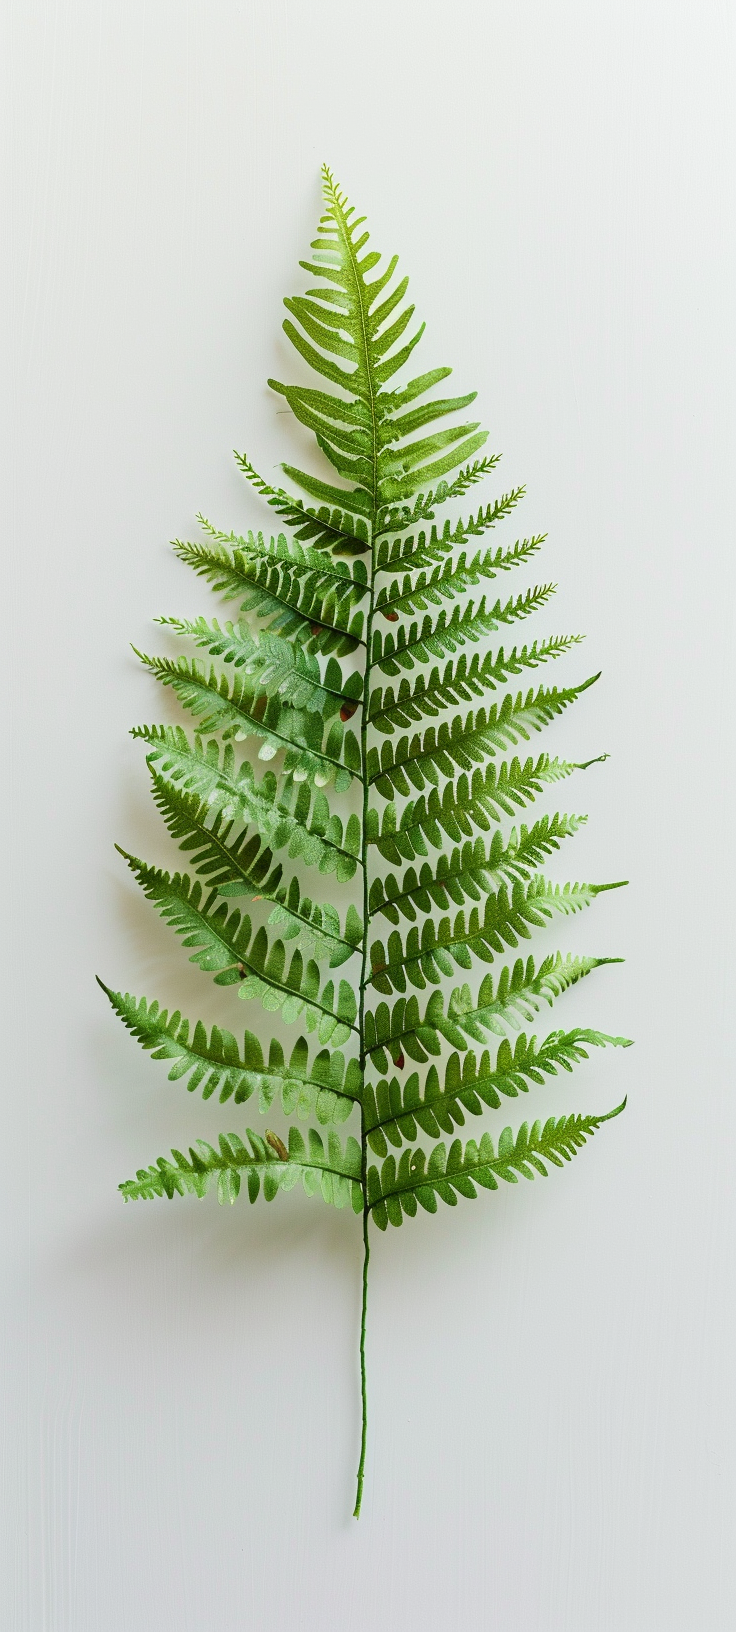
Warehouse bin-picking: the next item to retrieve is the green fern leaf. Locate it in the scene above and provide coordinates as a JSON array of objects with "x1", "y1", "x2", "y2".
[
  {"x1": 365, "y1": 755, "x2": 599, "y2": 863},
  {"x1": 136, "y1": 727, "x2": 361, "y2": 881},
  {"x1": 105, "y1": 171, "x2": 630, "y2": 1518},
  {"x1": 99, "y1": 984, "x2": 361, "y2": 1122},
  {"x1": 175, "y1": 529, "x2": 369, "y2": 654},
  {"x1": 235, "y1": 453, "x2": 371, "y2": 553},
  {"x1": 148, "y1": 774, "x2": 358, "y2": 965},
  {"x1": 149, "y1": 772, "x2": 281, "y2": 892},
  {"x1": 446, "y1": 953, "x2": 621, "y2": 1043},
  {"x1": 441, "y1": 457, "x2": 507, "y2": 499},
  {"x1": 368, "y1": 876, "x2": 625, "y2": 995},
  {"x1": 121, "y1": 1124, "x2": 363, "y2": 1211},
  {"x1": 367, "y1": 1102, "x2": 626, "y2": 1229},
  {"x1": 374, "y1": 503, "x2": 531, "y2": 572},
  {"x1": 374, "y1": 458, "x2": 506, "y2": 538},
  {"x1": 373, "y1": 539, "x2": 550, "y2": 621},
  {"x1": 156, "y1": 617, "x2": 361, "y2": 719},
  {"x1": 363, "y1": 952, "x2": 619, "y2": 1070},
  {"x1": 262, "y1": 874, "x2": 363, "y2": 967}
]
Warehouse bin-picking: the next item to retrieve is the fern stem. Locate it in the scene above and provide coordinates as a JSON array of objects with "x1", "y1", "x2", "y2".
[
  {"x1": 354, "y1": 549, "x2": 375, "y2": 1518},
  {"x1": 328, "y1": 164, "x2": 382, "y2": 1520},
  {"x1": 353, "y1": 1205, "x2": 370, "y2": 1518},
  {"x1": 354, "y1": 656, "x2": 372, "y2": 1517}
]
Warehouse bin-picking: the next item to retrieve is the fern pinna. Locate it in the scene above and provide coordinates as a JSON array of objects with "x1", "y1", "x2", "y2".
[{"x1": 102, "y1": 169, "x2": 630, "y2": 1517}]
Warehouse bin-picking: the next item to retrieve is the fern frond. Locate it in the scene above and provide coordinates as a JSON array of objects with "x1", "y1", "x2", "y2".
[
  {"x1": 442, "y1": 458, "x2": 507, "y2": 499},
  {"x1": 446, "y1": 953, "x2": 621, "y2": 1043},
  {"x1": 368, "y1": 816, "x2": 587, "y2": 923},
  {"x1": 99, "y1": 984, "x2": 361, "y2": 1122},
  {"x1": 263, "y1": 876, "x2": 363, "y2": 968},
  {"x1": 195, "y1": 517, "x2": 370, "y2": 587},
  {"x1": 136, "y1": 651, "x2": 360, "y2": 789},
  {"x1": 371, "y1": 587, "x2": 557, "y2": 675},
  {"x1": 279, "y1": 462, "x2": 374, "y2": 521},
  {"x1": 136, "y1": 726, "x2": 361, "y2": 880},
  {"x1": 367, "y1": 676, "x2": 598, "y2": 799},
  {"x1": 368, "y1": 877, "x2": 624, "y2": 995},
  {"x1": 271, "y1": 381, "x2": 486, "y2": 491},
  {"x1": 276, "y1": 168, "x2": 489, "y2": 516},
  {"x1": 121, "y1": 1124, "x2": 364, "y2": 1211},
  {"x1": 378, "y1": 388, "x2": 479, "y2": 442},
  {"x1": 119, "y1": 850, "x2": 358, "y2": 1043},
  {"x1": 376, "y1": 422, "x2": 488, "y2": 500},
  {"x1": 364, "y1": 1031, "x2": 632, "y2": 1154},
  {"x1": 109, "y1": 171, "x2": 630, "y2": 1516},
  {"x1": 366, "y1": 1103, "x2": 625, "y2": 1228}
]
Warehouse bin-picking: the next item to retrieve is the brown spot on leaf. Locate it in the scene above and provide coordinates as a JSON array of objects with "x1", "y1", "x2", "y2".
[
  {"x1": 265, "y1": 1130, "x2": 289, "y2": 1161},
  {"x1": 340, "y1": 700, "x2": 358, "y2": 722},
  {"x1": 395, "y1": 1051, "x2": 405, "y2": 1070},
  {"x1": 383, "y1": 610, "x2": 399, "y2": 622}
]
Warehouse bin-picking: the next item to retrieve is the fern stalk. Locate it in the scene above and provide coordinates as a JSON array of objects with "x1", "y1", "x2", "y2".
[
  {"x1": 104, "y1": 169, "x2": 630, "y2": 1517},
  {"x1": 356, "y1": 573, "x2": 374, "y2": 1517}
]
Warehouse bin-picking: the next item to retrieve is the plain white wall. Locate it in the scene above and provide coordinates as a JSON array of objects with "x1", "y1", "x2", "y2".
[{"x1": 4, "y1": 0, "x2": 734, "y2": 1626}]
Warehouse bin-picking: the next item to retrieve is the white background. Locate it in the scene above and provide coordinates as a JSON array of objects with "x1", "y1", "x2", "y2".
[{"x1": 4, "y1": 0, "x2": 735, "y2": 1626}]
